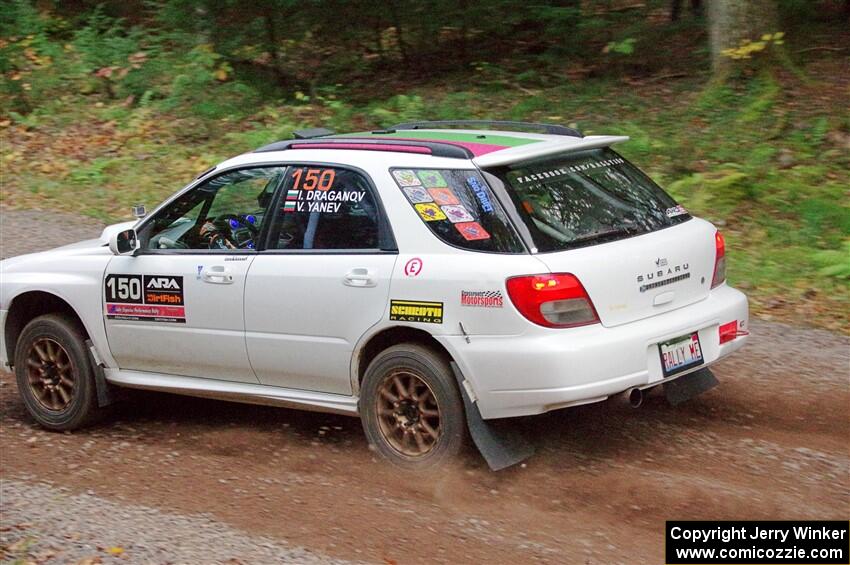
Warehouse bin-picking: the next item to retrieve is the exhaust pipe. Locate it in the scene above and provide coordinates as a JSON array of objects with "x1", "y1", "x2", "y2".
[{"x1": 616, "y1": 387, "x2": 644, "y2": 409}]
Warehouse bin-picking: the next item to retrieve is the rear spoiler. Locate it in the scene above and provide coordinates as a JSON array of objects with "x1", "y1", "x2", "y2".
[{"x1": 472, "y1": 135, "x2": 629, "y2": 168}]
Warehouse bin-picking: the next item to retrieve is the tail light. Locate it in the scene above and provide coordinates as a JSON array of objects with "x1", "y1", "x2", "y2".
[
  {"x1": 506, "y1": 273, "x2": 600, "y2": 328},
  {"x1": 711, "y1": 230, "x2": 726, "y2": 288}
]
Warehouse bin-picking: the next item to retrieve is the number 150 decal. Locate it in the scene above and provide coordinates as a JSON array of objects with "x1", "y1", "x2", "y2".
[{"x1": 105, "y1": 274, "x2": 186, "y2": 323}]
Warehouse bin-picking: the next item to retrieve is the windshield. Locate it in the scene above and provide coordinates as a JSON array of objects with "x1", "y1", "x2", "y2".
[{"x1": 492, "y1": 148, "x2": 690, "y2": 252}]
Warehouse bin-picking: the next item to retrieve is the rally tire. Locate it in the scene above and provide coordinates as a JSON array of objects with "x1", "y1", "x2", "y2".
[
  {"x1": 360, "y1": 343, "x2": 467, "y2": 469},
  {"x1": 14, "y1": 314, "x2": 101, "y2": 431}
]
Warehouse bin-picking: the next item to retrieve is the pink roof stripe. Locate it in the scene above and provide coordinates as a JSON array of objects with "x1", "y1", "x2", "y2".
[
  {"x1": 291, "y1": 142, "x2": 432, "y2": 154},
  {"x1": 346, "y1": 137, "x2": 509, "y2": 157}
]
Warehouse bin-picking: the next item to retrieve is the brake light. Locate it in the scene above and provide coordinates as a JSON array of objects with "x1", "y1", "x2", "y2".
[
  {"x1": 506, "y1": 273, "x2": 600, "y2": 328},
  {"x1": 711, "y1": 230, "x2": 726, "y2": 288}
]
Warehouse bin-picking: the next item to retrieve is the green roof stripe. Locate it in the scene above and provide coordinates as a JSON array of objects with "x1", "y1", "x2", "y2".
[{"x1": 339, "y1": 130, "x2": 542, "y2": 147}]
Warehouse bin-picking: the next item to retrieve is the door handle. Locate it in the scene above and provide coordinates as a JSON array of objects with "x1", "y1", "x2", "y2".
[
  {"x1": 202, "y1": 265, "x2": 234, "y2": 284},
  {"x1": 343, "y1": 268, "x2": 377, "y2": 288}
]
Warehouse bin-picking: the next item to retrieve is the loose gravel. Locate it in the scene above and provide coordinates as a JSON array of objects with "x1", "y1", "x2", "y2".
[
  {"x1": 1, "y1": 478, "x2": 356, "y2": 564},
  {"x1": 0, "y1": 209, "x2": 105, "y2": 259}
]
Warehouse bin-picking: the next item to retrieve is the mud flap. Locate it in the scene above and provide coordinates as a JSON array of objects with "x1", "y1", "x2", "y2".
[
  {"x1": 664, "y1": 367, "x2": 718, "y2": 406},
  {"x1": 450, "y1": 362, "x2": 534, "y2": 471},
  {"x1": 85, "y1": 339, "x2": 116, "y2": 408}
]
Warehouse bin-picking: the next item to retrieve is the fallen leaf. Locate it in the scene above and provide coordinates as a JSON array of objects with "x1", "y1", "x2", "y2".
[{"x1": 106, "y1": 546, "x2": 124, "y2": 555}]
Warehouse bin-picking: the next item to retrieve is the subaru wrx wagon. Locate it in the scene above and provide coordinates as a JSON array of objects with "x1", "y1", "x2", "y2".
[{"x1": 0, "y1": 121, "x2": 749, "y2": 468}]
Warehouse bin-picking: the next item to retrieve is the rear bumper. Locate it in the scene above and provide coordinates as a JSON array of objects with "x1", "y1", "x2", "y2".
[{"x1": 441, "y1": 285, "x2": 749, "y2": 419}]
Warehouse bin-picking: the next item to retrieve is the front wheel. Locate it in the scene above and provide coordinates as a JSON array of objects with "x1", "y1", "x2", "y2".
[
  {"x1": 14, "y1": 314, "x2": 101, "y2": 431},
  {"x1": 360, "y1": 343, "x2": 467, "y2": 469}
]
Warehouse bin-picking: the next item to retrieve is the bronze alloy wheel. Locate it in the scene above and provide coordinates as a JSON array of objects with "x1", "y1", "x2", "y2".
[
  {"x1": 26, "y1": 337, "x2": 75, "y2": 411},
  {"x1": 376, "y1": 369, "x2": 442, "y2": 458}
]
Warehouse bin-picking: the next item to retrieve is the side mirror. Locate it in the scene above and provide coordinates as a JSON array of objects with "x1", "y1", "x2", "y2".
[{"x1": 109, "y1": 228, "x2": 139, "y2": 256}]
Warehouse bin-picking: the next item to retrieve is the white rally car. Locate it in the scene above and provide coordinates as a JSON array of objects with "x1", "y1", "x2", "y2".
[{"x1": 0, "y1": 121, "x2": 749, "y2": 469}]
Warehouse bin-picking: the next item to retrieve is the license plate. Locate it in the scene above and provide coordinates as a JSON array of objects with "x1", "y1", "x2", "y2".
[{"x1": 658, "y1": 332, "x2": 703, "y2": 377}]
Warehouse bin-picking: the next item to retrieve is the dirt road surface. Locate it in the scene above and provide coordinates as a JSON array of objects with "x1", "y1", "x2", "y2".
[{"x1": 1, "y1": 210, "x2": 848, "y2": 564}]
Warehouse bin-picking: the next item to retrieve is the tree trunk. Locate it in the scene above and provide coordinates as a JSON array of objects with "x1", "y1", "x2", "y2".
[{"x1": 707, "y1": 0, "x2": 779, "y2": 75}]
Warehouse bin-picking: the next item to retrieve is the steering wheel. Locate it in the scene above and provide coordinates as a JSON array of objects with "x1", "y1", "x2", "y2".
[{"x1": 218, "y1": 214, "x2": 260, "y2": 249}]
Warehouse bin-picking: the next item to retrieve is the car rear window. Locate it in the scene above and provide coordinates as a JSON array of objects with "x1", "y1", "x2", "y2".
[
  {"x1": 390, "y1": 168, "x2": 524, "y2": 253},
  {"x1": 491, "y1": 148, "x2": 690, "y2": 253}
]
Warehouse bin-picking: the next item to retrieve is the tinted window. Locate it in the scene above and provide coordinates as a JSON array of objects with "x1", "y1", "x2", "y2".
[
  {"x1": 269, "y1": 166, "x2": 385, "y2": 250},
  {"x1": 141, "y1": 167, "x2": 285, "y2": 251},
  {"x1": 390, "y1": 168, "x2": 524, "y2": 253},
  {"x1": 492, "y1": 148, "x2": 689, "y2": 252}
]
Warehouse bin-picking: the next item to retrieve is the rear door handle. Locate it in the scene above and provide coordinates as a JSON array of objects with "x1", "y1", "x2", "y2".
[
  {"x1": 202, "y1": 265, "x2": 234, "y2": 284},
  {"x1": 343, "y1": 268, "x2": 377, "y2": 288}
]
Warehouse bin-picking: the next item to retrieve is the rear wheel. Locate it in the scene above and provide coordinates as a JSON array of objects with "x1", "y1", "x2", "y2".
[
  {"x1": 360, "y1": 343, "x2": 467, "y2": 469},
  {"x1": 14, "y1": 314, "x2": 101, "y2": 430}
]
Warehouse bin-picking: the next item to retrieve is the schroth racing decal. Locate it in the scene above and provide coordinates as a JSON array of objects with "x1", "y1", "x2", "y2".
[
  {"x1": 105, "y1": 274, "x2": 185, "y2": 323},
  {"x1": 389, "y1": 300, "x2": 444, "y2": 324}
]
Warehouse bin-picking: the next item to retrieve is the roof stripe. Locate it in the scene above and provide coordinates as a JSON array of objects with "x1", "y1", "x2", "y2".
[{"x1": 338, "y1": 130, "x2": 543, "y2": 157}]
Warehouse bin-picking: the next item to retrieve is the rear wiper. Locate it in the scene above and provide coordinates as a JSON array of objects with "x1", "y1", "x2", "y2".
[{"x1": 568, "y1": 225, "x2": 634, "y2": 244}]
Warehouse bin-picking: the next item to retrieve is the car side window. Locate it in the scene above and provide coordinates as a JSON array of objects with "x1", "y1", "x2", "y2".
[
  {"x1": 140, "y1": 167, "x2": 286, "y2": 251},
  {"x1": 268, "y1": 166, "x2": 387, "y2": 250}
]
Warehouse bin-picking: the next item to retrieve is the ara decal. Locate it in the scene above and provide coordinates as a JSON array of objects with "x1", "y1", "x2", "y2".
[{"x1": 105, "y1": 274, "x2": 185, "y2": 323}]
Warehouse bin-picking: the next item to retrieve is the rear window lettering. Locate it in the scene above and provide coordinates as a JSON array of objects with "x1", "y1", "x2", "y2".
[{"x1": 390, "y1": 168, "x2": 524, "y2": 254}]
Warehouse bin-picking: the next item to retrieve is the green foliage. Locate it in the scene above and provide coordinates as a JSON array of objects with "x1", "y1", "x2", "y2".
[
  {"x1": 604, "y1": 38, "x2": 637, "y2": 56},
  {"x1": 1, "y1": 0, "x2": 848, "y2": 329},
  {"x1": 369, "y1": 95, "x2": 426, "y2": 126},
  {"x1": 813, "y1": 242, "x2": 850, "y2": 280}
]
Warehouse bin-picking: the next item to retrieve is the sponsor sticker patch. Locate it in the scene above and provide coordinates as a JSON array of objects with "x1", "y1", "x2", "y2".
[
  {"x1": 403, "y1": 257, "x2": 423, "y2": 277},
  {"x1": 417, "y1": 170, "x2": 448, "y2": 188},
  {"x1": 665, "y1": 204, "x2": 688, "y2": 217},
  {"x1": 105, "y1": 274, "x2": 185, "y2": 323},
  {"x1": 454, "y1": 221, "x2": 490, "y2": 241},
  {"x1": 414, "y1": 203, "x2": 447, "y2": 222},
  {"x1": 401, "y1": 186, "x2": 433, "y2": 204},
  {"x1": 427, "y1": 187, "x2": 459, "y2": 206},
  {"x1": 441, "y1": 204, "x2": 475, "y2": 223},
  {"x1": 392, "y1": 169, "x2": 422, "y2": 186},
  {"x1": 466, "y1": 176, "x2": 494, "y2": 213},
  {"x1": 389, "y1": 300, "x2": 444, "y2": 324},
  {"x1": 461, "y1": 290, "x2": 504, "y2": 308}
]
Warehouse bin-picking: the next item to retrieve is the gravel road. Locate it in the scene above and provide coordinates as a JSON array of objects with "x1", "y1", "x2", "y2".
[
  {"x1": 1, "y1": 479, "x2": 354, "y2": 564},
  {"x1": 1, "y1": 210, "x2": 848, "y2": 564}
]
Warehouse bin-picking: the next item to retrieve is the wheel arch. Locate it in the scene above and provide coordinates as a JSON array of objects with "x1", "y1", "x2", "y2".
[
  {"x1": 354, "y1": 325, "x2": 455, "y2": 393},
  {"x1": 4, "y1": 291, "x2": 90, "y2": 368}
]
